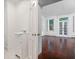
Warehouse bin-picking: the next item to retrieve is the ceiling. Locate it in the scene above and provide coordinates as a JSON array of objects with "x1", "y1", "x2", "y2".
[
  {"x1": 7, "y1": 0, "x2": 75, "y2": 16},
  {"x1": 7, "y1": 0, "x2": 62, "y2": 6},
  {"x1": 42, "y1": 0, "x2": 75, "y2": 16},
  {"x1": 7, "y1": 0, "x2": 29, "y2": 5},
  {"x1": 38, "y1": 0, "x2": 62, "y2": 7}
]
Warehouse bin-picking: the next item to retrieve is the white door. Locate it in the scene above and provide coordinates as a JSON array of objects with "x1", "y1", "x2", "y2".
[{"x1": 59, "y1": 21, "x2": 68, "y2": 36}]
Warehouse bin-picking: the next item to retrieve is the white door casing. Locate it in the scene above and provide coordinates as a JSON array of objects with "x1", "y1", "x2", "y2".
[{"x1": 28, "y1": 0, "x2": 38, "y2": 59}]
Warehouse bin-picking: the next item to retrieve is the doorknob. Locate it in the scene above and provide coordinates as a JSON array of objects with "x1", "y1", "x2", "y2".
[
  {"x1": 32, "y1": 34, "x2": 36, "y2": 36},
  {"x1": 37, "y1": 33, "x2": 41, "y2": 36},
  {"x1": 32, "y1": 33, "x2": 41, "y2": 36}
]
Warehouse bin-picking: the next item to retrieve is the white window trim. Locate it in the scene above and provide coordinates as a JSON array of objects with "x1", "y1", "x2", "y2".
[{"x1": 48, "y1": 19, "x2": 54, "y2": 31}]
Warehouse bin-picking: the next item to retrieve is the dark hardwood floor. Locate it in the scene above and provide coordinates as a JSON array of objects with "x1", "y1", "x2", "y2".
[{"x1": 38, "y1": 35, "x2": 75, "y2": 59}]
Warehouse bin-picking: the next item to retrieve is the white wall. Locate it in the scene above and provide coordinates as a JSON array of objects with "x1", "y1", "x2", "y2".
[
  {"x1": 40, "y1": 0, "x2": 75, "y2": 37},
  {"x1": 5, "y1": 1, "x2": 30, "y2": 59},
  {"x1": 6, "y1": 1, "x2": 16, "y2": 51},
  {"x1": 41, "y1": 16, "x2": 48, "y2": 35},
  {"x1": 5, "y1": 1, "x2": 17, "y2": 59},
  {"x1": 42, "y1": 14, "x2": 75, "y2": 37}
]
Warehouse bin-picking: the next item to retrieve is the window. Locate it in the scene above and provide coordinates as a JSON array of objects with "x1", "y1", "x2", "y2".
[
  {"x1": 64, "y1": 22, "x2": 67, "y2": 35},
  {"x1": 49, "y1": 19, "x2": 54, "y2": 31},
  {"x1": 59, "y1": 17, "x2": 68, "y2": 35},
  {"x1": 59, "y1": 22, "x2": 63, "y2": 35},
  {"x1": 59, "y1": 17, "x2": 68, "y2": 21}
]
